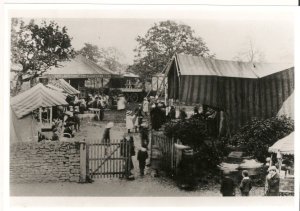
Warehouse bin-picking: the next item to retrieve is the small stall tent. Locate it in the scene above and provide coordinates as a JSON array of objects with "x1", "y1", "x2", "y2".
[
  {"x1": 10, "y1": 83, "x2": 68, "y2": 142},
  {"x1": 49, "y1": 79, "x2": 80, "y2": 95},
  {"x1": 11, "y1": 83, "x2": 68, "y2": 119},
  {"x1": 269, "y1": 132, "x2": 294, "y2": 155}
]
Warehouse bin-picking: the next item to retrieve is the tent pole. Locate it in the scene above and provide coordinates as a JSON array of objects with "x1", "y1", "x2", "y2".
[
  {"x1": 39, "y1": 107, "x2": 42, "y2": 123},
  {"x1": 50, "y1": 107, "x2": 53, "y2": 125}
]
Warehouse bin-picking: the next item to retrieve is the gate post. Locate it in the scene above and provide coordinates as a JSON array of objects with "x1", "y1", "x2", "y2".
[{"x1": 79, "y1": 139, "x2": 87, "y2": 183}]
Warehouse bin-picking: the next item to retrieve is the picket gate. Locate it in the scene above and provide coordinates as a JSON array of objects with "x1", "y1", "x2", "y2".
[{"x1": 87, "y1": 139, "x2": 131, "y2": 179}]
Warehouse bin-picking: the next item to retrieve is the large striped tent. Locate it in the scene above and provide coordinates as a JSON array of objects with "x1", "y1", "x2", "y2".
[
  {"x1": 167, "y1": 54, "x2": 294, "y2": 132},
  {"x1": 11, "y1": 83, "x2": 68, "y2": 119}
]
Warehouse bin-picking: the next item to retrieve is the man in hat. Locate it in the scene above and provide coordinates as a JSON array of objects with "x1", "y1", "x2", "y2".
[
  {"x1": 220, "y1": 171, "x2": 235, "y2": 196},
  {"x1": 74, "y1": 111, "x2": 81, "y2": 132},
  {"x1": 150, "y1": 102, "x2": 163, "y2": 131},
  {"x1": 120, "y1": 134, "x2": 135, "y2": 180},
  {"x1": 101, "y1": 122, "x2": 114, "y2": 155},
  {"x1": 265, "y1": 166, "x2": 280, "y2": 196}
]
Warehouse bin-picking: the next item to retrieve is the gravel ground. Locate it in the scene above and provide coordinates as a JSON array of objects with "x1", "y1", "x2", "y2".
[{"x1": 10, "y1": 114, "x2": 265, "y2": 197}]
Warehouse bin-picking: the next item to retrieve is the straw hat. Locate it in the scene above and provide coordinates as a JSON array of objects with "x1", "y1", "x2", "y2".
[{"x1": 105, "y1": 122, "x2": 114, "y2": 128}]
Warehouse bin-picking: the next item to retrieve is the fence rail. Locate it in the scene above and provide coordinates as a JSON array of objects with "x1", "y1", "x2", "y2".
[{"x1": 151, "y1": 133, "x2": 178, "y2": 176}]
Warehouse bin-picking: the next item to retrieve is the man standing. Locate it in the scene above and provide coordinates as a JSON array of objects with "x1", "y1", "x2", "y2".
[{"x1": 220, "y1": 171, "x2": 235, "y2": 196}]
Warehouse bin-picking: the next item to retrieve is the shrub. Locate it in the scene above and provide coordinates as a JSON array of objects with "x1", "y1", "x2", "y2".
[
  {"x1": 164, "y1": 117, "x2": 224, "y2": 172},
  {"x1": 164, "y1": 118, "x2": 208, "y2": 148},
  {"x1": 229, "y1": 115, "x2": 294, "y2": 162}
]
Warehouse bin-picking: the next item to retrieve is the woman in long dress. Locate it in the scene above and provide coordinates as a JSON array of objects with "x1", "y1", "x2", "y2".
[{"x1": 117, "y1": 95, "x2": 126, "y2": 110}]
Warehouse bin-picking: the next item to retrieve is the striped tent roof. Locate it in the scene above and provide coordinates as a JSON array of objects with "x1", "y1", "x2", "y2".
[
  {"x1": 44, "y1": 54, "x2": 116, "y2": 78},
  {"x1": 175, "y1": 54, "x2": 293, "y2": 78},
  {"x1": 49, "y1": 79, "x2": 80, "y2": 95},
  {"x1": 167, "y1": 54, "x2": 294, "y2": 132},
  {"x1": 11, "y1": 83, "x2": 68, "y2": 118},
  {"x1": 268, "y1": 132, "x2": 294, "y2": 155}
]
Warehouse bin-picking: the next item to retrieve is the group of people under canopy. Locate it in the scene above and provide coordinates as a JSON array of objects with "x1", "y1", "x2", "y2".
[{"x1": 150, "y1": 101, "x2": 221, "y2": 136}]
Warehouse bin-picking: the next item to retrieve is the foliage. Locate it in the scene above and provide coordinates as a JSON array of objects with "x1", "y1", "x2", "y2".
[
  {"x1": 164, "y1": 118, "x2": 208, "y2": 148},
  {"x1": 11, "y1": 18, "x2": 75, "y2": 94},
  {"x1": 78, "y1": 43, "x2": 101, "y2": 62},
  {"x1": 78, "y1": 44, "x2": 127, "y2": 74},
  {"x1": 129, "y1": 20, "x2": 214, "y2": 79},
  {"x1": 164, "y1": 117, "x2": 224, "y2": 173},
  {"x1": 229, "y1": 115, "x2": 294, "y2": 162}
]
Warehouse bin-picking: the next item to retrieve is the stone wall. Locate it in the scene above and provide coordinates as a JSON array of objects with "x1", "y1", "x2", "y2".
[{"x1": 10, "y1": 141, "x2": 81, "y2": 183}]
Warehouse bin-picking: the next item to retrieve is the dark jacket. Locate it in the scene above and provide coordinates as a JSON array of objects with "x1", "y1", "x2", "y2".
[
  {"x1": 120, "y1": 138, "x2": 135, "y2": 157},
  {"x1": 220, "y1": 176, "x2": 235, "y2": 196},
  {"x1": 239, "y1": 177, "x2": 252, "y2": 194},
  {"x1": 137, "y1": 150, "x2": 148, "y2": 163},
  {"x1": 266, "y1": 173, "x2": 280, "y2": 196},
  {"x1": 101, "y1": 128, "x2": 110, "y2": 144}
]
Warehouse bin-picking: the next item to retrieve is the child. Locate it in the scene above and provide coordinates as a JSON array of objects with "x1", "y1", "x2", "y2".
[
  {"x1": 126, "y1": 110, "x2": 134, "y2": 133},
  {"x1": 239, "y1": 170, "x2": 252, "y2": 196},
  {"x1": 137, "y1": 145, "x2": 148, "y2": 176}
]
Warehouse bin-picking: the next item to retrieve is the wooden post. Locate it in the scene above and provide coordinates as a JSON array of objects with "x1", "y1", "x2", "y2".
[
  {"x1": 39, "y1": 107, "x2": 42, "y2": 123},
  {"x1": 79, "y1": 139, "x2": 87, "y2": 183},
  {"x1": 50, "y1": 107, "x2": 53, "y2": 125}
]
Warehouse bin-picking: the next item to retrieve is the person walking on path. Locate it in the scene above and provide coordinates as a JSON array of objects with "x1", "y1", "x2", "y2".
[
  {"x1": 239, "y1": 170, "x2": 252, "y2": 196},
  {"x1": 101, "y1": 122, "x2": 114, "y2": 156},
  {"x1": 220, "y1": 171, "x2": 235, "y2": 196},
  {"x1": 137, "y1": 146, "x2": 148, "y2": 176},
  {"x1": 265, "y1": 166, "x2": 280, "y2": 196}
]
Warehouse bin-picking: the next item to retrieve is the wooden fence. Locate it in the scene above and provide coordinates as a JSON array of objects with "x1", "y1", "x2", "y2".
[{"x1": 151, "y1": 132, "x2": 179, "y2": 176}]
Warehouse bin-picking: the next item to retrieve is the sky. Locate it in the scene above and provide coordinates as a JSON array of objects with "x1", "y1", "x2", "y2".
[{"x1": 26, "y1": 8, "x2": 294, "y2": 65}]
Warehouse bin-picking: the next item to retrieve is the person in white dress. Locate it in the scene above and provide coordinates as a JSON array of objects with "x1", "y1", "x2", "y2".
[
  {"x1": 142, "y1": 97, "x2": 149, "y2": 116},
  {"x1": 117, "y1": 94, "x2": 126, "y2": 110},
  {"x1": 126, "y1": 110, "x2": 134, "y2": 133}
]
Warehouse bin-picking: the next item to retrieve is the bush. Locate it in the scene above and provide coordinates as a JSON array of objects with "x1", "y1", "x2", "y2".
[
  {"x1": 229, "y1": 115, "x2": 294, "y2": 162},
  {"x1": 164, "y1": 118, "x2": 208, "y2": 148},
  {"x1": 164, "y1": 118, "x2": 224, "y2": 173}
]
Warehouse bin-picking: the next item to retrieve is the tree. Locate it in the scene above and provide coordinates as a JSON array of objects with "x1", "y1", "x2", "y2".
[
  {"x1": 229, "y1": 116, "x2": 294, "y2": 162},
  {"x1": 129, "y1": 20, "x2": 214, "y2": 79},
  {"x1": 11, "y1": 18, "x2": 75, "y2": 95},
  {"x1": 233, "y1": 38, "x2": 266, "y2": 63},
  {"x1": 78, "y1": 43, "x2": 101, "y2": 62},
  {"x1": 78, "y1": 44, "x2": 127, "y2": 74}
]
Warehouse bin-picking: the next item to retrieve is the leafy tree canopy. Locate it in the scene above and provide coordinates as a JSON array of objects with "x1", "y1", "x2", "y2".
[
  {"x1": 11, "y1": 18, "x2": 75, "y2": 94},
  {"x1": 78, "y1": 44, "x2": 127, "y2": 74},
  {"x1": 229, "y1": 116, "x2": 294, "y2": 162},
  {"x1": 129, "y1": 20, "x2": 214, "y2": 79}
]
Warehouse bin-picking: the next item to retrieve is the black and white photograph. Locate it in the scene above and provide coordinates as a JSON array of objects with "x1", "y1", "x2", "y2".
[{"x1": 2, "y1": 2, "x2": 297, "y2": 208}]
